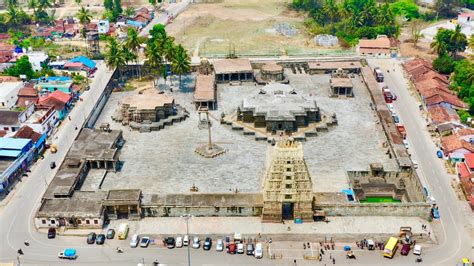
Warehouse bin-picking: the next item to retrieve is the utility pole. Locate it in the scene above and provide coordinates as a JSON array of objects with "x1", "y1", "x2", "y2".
[{"x1": 181, "y1": 214, "x2": 192, "y2": 266}]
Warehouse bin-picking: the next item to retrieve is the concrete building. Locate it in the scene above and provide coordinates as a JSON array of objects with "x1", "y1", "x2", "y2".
[
  {"x1": 307, "y1": 61, "x2": 361, "y2": 74},
  {"x1": 0, "y1": 137, "x2": 35, "y2": 193},
  {"x1": 103, "y1": 189, "x2": 142, "y2": 220},
  {"x1": 262, "y1": 139, "x2": 313, "y2": 222},
  {"x1": 37, "y1": 90, "x2": 72, "y2": 120},
  {"x1": 329, "y1": 68, "x2": 354, "y2": 97},
  {"x1": 213, "y1": 59, "x2": 253, "y2": 83},
  {"x1": 237, "y1": 84, "x2": 320, "y2": 133},
  {"x1": 0, "y1": 81, "x2": 24, "y2": 109},
  {"x1": 35, "y1": 76, "x2": 74, "y2": 95},
  {"x1": 13, "y1": 125, "x2": 47, "y2": 154},
  {"x1": 98, "y1": 20, "x2": 110, "y2": 34},
  {"x1": 19, "y1": 104, "x2": 58, "y2": 135},
  {"x1": 16, "y1": 84, "x2": 38, "y2": 108},
  {"x1": 441, "y1": 134, "x2": 474, "y2": 163},
  {"x1": 255, "y1": 62, "x2": 287, "y2": 84}
]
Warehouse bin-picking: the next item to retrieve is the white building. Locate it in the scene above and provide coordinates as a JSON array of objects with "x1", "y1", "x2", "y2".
[
  {"x1": 0, "y1": 81, "x2": 23, "y2": 109},
  {"x1": 19, "y1": 104, "x2": 58, "y2": 135},
  {"x1": 98, "y1": 20, "x2": 110, "y2": 34}
]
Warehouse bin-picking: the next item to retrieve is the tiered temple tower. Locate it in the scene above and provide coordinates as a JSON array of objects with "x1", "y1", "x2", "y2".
[{"x1": 262, "y1": 139, "x2": 314, "y2": 222}]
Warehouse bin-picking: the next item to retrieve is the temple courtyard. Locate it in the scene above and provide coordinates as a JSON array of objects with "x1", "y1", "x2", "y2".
[{"x1": 92, "y1": 69, "x2": 397, "y2": 195}]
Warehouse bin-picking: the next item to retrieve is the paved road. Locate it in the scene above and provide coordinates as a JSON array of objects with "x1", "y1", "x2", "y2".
[
  {"x1": 139, "y1": 0, "x2": 191, "y2": 38},
  {"x1": 367, "y1": 58, "x2": 473, "y2": 265}
]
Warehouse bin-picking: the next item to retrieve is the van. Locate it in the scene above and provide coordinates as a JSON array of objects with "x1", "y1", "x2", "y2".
[
  {"x1": 255, "y1": 243, "x2": 263, "y2": 259},
  {"x1": 130, "y1": 234, "x2": 140, "y2": 248},
  {"x1": 400, "y1": 243, "x2": 410, "y2": 255},
  {"x1": 183, "y1": 235, "x2": 189, "y2": 246},
  {"x1": 117, "y1": 223, "x2": 129, "y2": 240},
  {"x1": 413, "y1": 244, "x2": 422, "y2": 255}
]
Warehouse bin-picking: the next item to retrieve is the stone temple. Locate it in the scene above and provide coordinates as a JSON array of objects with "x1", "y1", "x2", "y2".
[
  {"x1": 237, "y1": 84, "x2": 321, "y2": 133},
  {"x1": 262, "y1": 139, "x2": 313, "y2": 222}
]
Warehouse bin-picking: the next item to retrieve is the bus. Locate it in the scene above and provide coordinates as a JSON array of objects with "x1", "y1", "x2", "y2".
[
  {"x1": 384, "y1": 237, "x2": 399, "y2": 258},
  {"x1": 117, "y1": 223, "x2": 129, "y2": 240}
]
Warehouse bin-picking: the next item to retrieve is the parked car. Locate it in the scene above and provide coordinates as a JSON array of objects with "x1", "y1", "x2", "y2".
[
  {"x1": 237, "y1": 243, "x2": 244, "y2": 254},
  {"x1": 216, "y1": 239, "x2": 224, "y2": 252},
  {"x1": 183, "y1": 235, "x2": 189, "y2": 246},
  {"x1": 176, "y1": 237, "x2": 183, "y2": 248},
  {"x1": 255, "y1": 243, "x2": 263, "y2": 259},
  {"x1": 192, "y1": 236, "x2": 200, "y2": 249},
  {"x1": 413, "y1": 244, "x2": 422, "y2": 255},
  {"x1": 246, "y1": 243, "x2": 254, "y2": 255},
  {"x1": 437, "y1": 150, "x2": 443, "y2": 158},
  {"x1": 427, "y1": 196, "x2": 437, "y2": 205},
  {"x1": 432, "y1": 207, "x2": 440, "y2": 220},
  {"x1": 86, "y1": 232, "x2": 96, "y2": 244},
  {"x1": 392, "y1": 115, "x2": 400, "y2": 124},
  {"x1": 140, "y1": 236, "x2": 150, "y2": 248},
  {"x1": 96, "y1": 234, "x2": 106, "y2": 245},
  {"x1": 165, "y1": 237, "x2": 176, "y2": 249},
  {"x1": 130, "y1": 234, "x2": 140, "y2": 248},
  {"x1": 227, "y1": 243, "x2": 236, "y2": 254},
  {"x1": 401, "y1": 243, "x2": 411, "y2": 255},
  {"x1": 202, "y1": 237, "x2": 212, "y2": 250},
  {"x1": 106, "y1": 229, "x2": 115, "y2": 239},
  {"x1": 47, "y1": 227, "x2": 56, "y2": 239}
]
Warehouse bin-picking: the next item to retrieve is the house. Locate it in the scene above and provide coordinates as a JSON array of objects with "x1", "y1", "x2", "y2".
[
  {"x1": 98, "y1": 20, "x2": 110, "y2": 34},
  {"x1": 194, "y1": 74, "x2": 216, "y2": 110},
  {"x1": 0, "y1": 110, "x2": 21, "y2": 135},
  {"x1": 456, "y1": 128, "x2": 474, "y2": 143},
  {"x1": 19, "y1": 104, "x2": 57, "y2": 135},
  {"x1": 441, "y1": 134, "x2": 474, "y2": 163},
  {"x1": 428, "y1": 105, "x2": 460, "y2": 134},
  {"x1": 13, "y1": 125, "x2": 47, "y2": 154},
  {"x1": 458, "y1": 13, "x2": 473, "y2": 25},
  {"x1": 0, "y1": 81, "x2": 24, "y2": 109},
  {"x1": 35, "y1": 76, "x2": 73, "y2": 95},
  {"x1": 456, "y1": 152, "x2": 474, "y2": 210},
  {"x1": 0, "y1": 137, "x2": 36, "y2": 193},
  {"x1": 357, "y1": 35, "x2": 392, "y2": 56},
  {"x1": 16, "y1": 83, "x2": 38, "y2": 108},
  {"x1": 37, "y1": 90, "x2": 72, "y2": 120},
  {"x1": 68, "y1": 56, "x2": 97, "y2": 73}
]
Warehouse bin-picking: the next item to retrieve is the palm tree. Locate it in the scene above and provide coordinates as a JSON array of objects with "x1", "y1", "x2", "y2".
[
  {"x1": 77, "y1": 7, "x2": 92, "y2": 41},
  {"x1": 450, "y1": 25, "x2": 467, "y2": 58},
  {"x1": 431, "y1": 32, "x2": 447, "y2": 55},
  {"x1": 171, "y1": 44, "x2": 190, "y2": 90},
  {"x1": 124, "y1": 27, "x2": 144, "y2": 78},
  {"x1": 4, "y1": 5, "x2": 20, "y2": 26},
  {"x1": 145, "y1": 40, "x2": 163, "y2": 87},
  {"x1": 27, "y1": 0, "x2": 38, "y2": 12},
  {"x1": 37, "y1": 0, "x2": 52, "y2": 10},
  {"x1": 105, "y1": 37, "x2": 127, "y2": 83},
  {"x1": 124, "y1": 6, "x2": 135, "y2": 18}
]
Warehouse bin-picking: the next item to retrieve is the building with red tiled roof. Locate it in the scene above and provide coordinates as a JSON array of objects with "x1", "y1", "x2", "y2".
[
  {"x1": 13, "y1": 125, "x2": 42, "y2": 143},
  {"x1": 358, "y1": 35, "x2": 392, "y2": 56},
  {"x1": 441, "y1": 134, "x2": 474, "y2": 162},
  {"x1": 428, "y1": 105, "x2": 460, "y2": 133},
  {"x1": 457, "y1": 162, "x2": 471, "y2": 179},
  {"x1": 16, "y1": 83, "x2": 38, "y2": 108},
  {"x1": 464, "y1": 153, "x2": 474, "y2": 170},
  {"x1": 37, "y1": 90, "x2": 72, "y2": 120},
  {"x1": 424, "y1": 92, "x2": 468, "y2": 110}
]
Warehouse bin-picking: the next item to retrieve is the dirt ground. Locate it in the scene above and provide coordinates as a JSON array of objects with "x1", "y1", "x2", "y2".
[
  {"x1": 166, "y1": 0, "x2": 346, "y2": 56},
  {"x1": 398, "y1": 25, "x2": 437, "y2": 60}
]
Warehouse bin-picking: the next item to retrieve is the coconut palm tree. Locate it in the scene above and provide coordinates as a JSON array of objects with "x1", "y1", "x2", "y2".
[
  {"x1": 37, "y1": 0, "x2": 52, "y2": 10},
  {"x1": 77, "y1": 6, "x2": 92, "y2": 44},
  {"x1": 124, "y1": 6, "x2": 135, "y2": 18},
  {"x1": 145, "y1": 40, "x2": 163, "y2": 87},
  {"x1": 430, "y1": 33, "x2": 447, "y2": 55},
  {"x1": 171, "y1": 44, "x2": 190, "y2": 90},
  {"x1": 105, "y1": 37, "x2": 127, "y2": 83},
  {"x1": 4, "y1": 4, "x2": 20, "y2": 26},
  {"x1": 450, "y1": 25, "x2": 467, "y2": 58},
  {"x1": 124, "y1": 27, "x2": 144, "y2": 78},
  {"x1": 27, "y1": 0, "x2": 38, "y2": 12}
]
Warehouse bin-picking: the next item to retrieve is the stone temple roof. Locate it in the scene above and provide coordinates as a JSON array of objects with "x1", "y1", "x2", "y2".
[{"x1": 241, "y1": 83, "x2": 318, "y2": 121}]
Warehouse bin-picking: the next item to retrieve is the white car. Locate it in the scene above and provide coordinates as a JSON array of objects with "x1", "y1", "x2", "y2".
[
  {"x1": 130, "y1": 234, "x2": 140, "y2": 248},
  {"x1": 140, "y1": 236, "x2": 150, "y2": 248},
  {"x1": 176, "y1": 237, "x2": 183, "y2": 248},
  {"x1": 192, "y1": 236, "x2": 200, "y2": 249},
  {"x1": 413, "y1": 244, "x2": 422, "y2": 255},
  {"x1": 216, "y1": 239, "x2": 224, "y2": 252},
  {"x1": 237, "y1": 243, "x2": 244, "y2": 254},
  {"x1": 427, "y1": 196, "x2": 436, "y2": 205},
  {"x1": 255, "y1": 243, "x2": 263, "y2": 259},
  {"x1": 183, "y1": 235, "x2": 189, "y2": 246}
]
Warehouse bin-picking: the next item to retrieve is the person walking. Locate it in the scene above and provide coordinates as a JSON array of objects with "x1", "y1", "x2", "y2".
[{"x1": 332, "y1": 258, "x2": 335, "y2": 264}]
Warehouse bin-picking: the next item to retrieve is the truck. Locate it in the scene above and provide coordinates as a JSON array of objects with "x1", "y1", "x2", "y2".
[
  {"x1": 374, "y1": 67, "x2": 384, "y2": 82},
  {"x1": 382, "y1": 87, "x2": 393, "y2": 103},
  {"x1": 58, "y1": 249, "x2": 77, "y2": 260}
]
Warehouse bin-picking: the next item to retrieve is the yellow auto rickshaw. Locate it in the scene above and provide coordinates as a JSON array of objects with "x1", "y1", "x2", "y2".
[{"x1": 50, "y1": 144, "x2": 57, "y2": 153}]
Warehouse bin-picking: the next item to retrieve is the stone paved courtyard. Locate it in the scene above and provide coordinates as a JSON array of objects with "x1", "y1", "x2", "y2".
[{"x1": 93, "y1": 70, "x2": 396, "y2": 195}]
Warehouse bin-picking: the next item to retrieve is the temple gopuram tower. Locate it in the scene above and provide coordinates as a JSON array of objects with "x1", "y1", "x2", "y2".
[{"x1": 262, "y1": 139, "x2": 314, "y2": 222}]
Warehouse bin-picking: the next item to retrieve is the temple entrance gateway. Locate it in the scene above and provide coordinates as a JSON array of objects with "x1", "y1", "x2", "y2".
[{"x1": 282, "y1": 202, "x2": 294, "y2": 220}]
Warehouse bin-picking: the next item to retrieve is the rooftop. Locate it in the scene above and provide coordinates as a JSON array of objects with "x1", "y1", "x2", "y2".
[
  {"x1": 261, "y1": 62, "x2": 283, "y2": 73},
  {"x1": 464, "y1": 153, "x2": 474, "y2": 169},
  {"x1": 13, "y1": 126, "x2": 42, "y2": 143},
  {"x1": 144, "y1": 193, "x2": 263, "y2": 207},
  {"x1": 241, "y1": 83, "x2": 318, "y2": 121},
  {"x1": 428, "y1": 105, "x2": 460, "y2": 125},
  {"x1": 69, "y1": 56, "x2": 96, "y2": 69},
  {"x1": 37, "y1": 197, "x2": 104, "y2": 218},
  {"x1": 212, "y1": 59, "x2": 253, "y2": 74},
  {"x1": 330, "y1": 77, "x2": 353, "y2": 88},
  {"x1": 68, "y1": 128, "x2": 122, "y2": 161},
  {"x1": 358, "y1": 36, "x2": 391, "y2": 49},
  {"x1": 0, "y1": 137, "x2": 31, "y2": 150},
  {"x1": 441, "y1": 134, "x2": 474, "y2": 153},
  {"x1": 0, "y1": 82, "x2": 23, "y2": 98},
  {"x1": 307, "y1": 61, "x2": 361, "y2": 70},
  {"x1": 0, "y1": 110, "x2": 20, "y2": 125},
  {"x1": 194, "y1": 74, "x2": 215, "y2": 101},
  {"x1": 122, "y1": 90, "x2": 174, "y2": 110}
]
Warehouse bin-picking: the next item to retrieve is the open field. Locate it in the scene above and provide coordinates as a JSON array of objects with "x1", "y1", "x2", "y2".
[{"x1": 166, "y1": 0, "x2": 350, "y2": 56}]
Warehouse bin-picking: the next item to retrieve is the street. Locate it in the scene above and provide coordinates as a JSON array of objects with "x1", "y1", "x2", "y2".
[{"x1": 139, "y1": 0, "x2": 190, "y2": 38}]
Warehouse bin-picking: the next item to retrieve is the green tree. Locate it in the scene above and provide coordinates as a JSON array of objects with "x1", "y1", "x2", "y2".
[
  {"x1": 37, "y1": 0, "x2": 52, "y2": 10},
  {"x1": 4, "y1": 4, "x2": 20, "y2": 26},
  {"x1": 145, "y1": 40, "x2": 163, "y2": 86},
  {"x1": 430, "y1": 28, "x2": 451, "y2": 55},
  {"x1": 104, "y1": 0, "x2": 113, "y2": 10},
  {"x1": 113, "y1": 0, "x2": 122, "y2": 17},
  {"x1": 449, "y1": 24, "x2": 467, "y2": 58},
  {"x1": 432, "y1": 54, "x2": 455, "y2": 74},
  {"x1": 105, "y1": 37, "x2": 127, "y2": 82},
  {"x1": 124, "y1": 6, "x2": 135, "y2": 18},
  {"x1": 77, "y1": 7, "x2": 92, "y2": 39},
  {"x1": 75, "y1": 0, "x2": 81, "y2": 5},
  {"x1": 124, "y1": 27, "x2": 144, "y2": 78},
  {"x1": 469, "y1": 34, "x2": 474, "y2": 50},
  {"x1": 171, "y1": 44, "x2": 190, "y2": 89},
  {"x1": 390, "y1": 0, "x2": 419, "y2": 20},
  {"x1": 5, "y1": 55, "x2": 35, "y2": 79},
  {"x1": 27, "y1": 0, "x2": 38, "y2": 11}
]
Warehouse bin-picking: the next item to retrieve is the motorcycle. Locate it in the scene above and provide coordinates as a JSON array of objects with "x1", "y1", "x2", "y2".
[
  {"x1": 416, "y1": 257, "x2": 423, "y2": 263},
  {"x1": 116, "y1": 247, "x2": 123, "y2": 253}
]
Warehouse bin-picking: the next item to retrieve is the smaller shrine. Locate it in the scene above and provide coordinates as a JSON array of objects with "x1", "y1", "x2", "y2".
[{"x1": 255, "y1": 62, "x2": 288, "y2": 84}]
